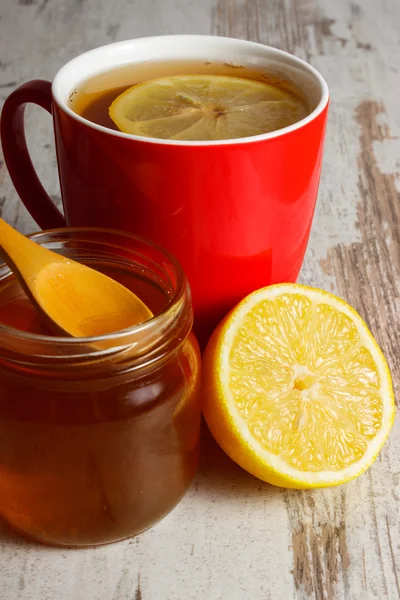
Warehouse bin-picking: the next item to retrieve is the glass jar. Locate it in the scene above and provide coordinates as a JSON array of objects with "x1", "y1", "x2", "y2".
[{"x1": 0, "y1": 229, "x2": 201, "y2": 547}]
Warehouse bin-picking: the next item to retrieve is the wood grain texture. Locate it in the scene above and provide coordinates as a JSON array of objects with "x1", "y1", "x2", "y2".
[{"x1": 0, "y1": 0, "x2": 399, "y2": 599}]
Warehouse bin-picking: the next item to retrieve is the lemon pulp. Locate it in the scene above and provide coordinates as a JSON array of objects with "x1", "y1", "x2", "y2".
[{"x1": 109, "y1": 74, "x2": 309, "y2": 141}]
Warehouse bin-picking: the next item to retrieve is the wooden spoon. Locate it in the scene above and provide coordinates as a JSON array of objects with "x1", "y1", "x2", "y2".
[{"x1": 0, "y1": 218, "x2": 153, "y2": 337}]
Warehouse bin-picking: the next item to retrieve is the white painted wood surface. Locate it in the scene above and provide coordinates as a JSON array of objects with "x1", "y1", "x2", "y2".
[{"x1": 0, "y1": 0, "x2": 399, "y2": 598}]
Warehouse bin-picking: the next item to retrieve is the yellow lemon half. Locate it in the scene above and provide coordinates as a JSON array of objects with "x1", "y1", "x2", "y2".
[
  {"x1": 109, "y1": 74, "x2": 309, "y2": 141},
  {"x1": 202, "y1": 284, "x2": 395, "y2": 488}
]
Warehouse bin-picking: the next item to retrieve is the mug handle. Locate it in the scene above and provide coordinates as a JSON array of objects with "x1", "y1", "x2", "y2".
[{"x1": 0, "y1": 80, "x2": 66, "y2": 229}]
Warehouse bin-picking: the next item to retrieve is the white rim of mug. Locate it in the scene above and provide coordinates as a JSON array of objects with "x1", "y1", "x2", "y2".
[{"x1": 52, "y1": 35, "x2": 330, "y2": 147}]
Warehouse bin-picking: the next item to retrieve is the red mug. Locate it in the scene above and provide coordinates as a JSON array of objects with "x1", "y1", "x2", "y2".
[{"x1": 1, "y1": 35, "x2": 329, "y2": 343}]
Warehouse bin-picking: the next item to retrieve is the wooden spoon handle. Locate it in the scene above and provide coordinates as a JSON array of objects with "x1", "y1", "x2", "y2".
[{"x1": 0, "y1": 218, "x2": 65, "y2": 284}]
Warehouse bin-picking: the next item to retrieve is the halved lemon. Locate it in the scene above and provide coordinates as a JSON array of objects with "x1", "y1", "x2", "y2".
[
  {"x1": 202, "y1": 284, "x2": 395, "y2": 488},
  {"x1": 109, "y1": 74, "x2": 309, "y2": 141}
]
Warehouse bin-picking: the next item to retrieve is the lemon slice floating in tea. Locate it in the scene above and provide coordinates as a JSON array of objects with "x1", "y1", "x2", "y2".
[
  {"x1": 109, "y1": 74, "x2": 309, "y2": 141},
  {"x1": 202, "y1": 284, "x2": 395, "y2": 488}
]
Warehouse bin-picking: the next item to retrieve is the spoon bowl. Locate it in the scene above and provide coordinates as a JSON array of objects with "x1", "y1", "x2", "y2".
[{"x1": 0, "y1": 219, "x2": 153, "y2": 337}]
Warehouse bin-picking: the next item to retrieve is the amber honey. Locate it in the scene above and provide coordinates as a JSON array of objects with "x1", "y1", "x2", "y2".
[{"x1": 0, "y1": 229, "x2": 201, "y2": 547}]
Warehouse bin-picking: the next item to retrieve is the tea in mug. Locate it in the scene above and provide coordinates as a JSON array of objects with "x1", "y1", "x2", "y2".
[{"x1": 69, "y1": 60, "x2": 310, "y2": 141}]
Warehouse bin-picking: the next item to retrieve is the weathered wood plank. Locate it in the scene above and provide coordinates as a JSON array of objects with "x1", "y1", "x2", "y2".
[{"x1": 0, "y1": 0, "x2": 399, "y2": 599}]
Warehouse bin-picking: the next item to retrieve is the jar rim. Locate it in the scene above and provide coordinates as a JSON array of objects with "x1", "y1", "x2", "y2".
[{"x1": 0, "y1": 227, "x2": 191, "y2": 360}]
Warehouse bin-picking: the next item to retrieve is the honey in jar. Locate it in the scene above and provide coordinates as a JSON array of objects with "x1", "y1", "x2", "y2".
[{"x1": 0, "y1": 228, "x2": 201, "y2": 547}]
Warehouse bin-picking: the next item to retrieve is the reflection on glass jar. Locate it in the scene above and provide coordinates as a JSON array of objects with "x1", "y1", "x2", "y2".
[{"x1": 0, "y1": 229, "x2": 201, "y2": 547}]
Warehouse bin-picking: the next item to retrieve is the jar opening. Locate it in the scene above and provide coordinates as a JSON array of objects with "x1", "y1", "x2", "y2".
[{"x1": 0, "y1": 228, "x2": 192, "y2": 365}]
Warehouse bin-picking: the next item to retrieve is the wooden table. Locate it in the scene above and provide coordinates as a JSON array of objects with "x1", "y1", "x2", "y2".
[{"x1": 0, "y1": 0, "x2": 399, "y2": 598}]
